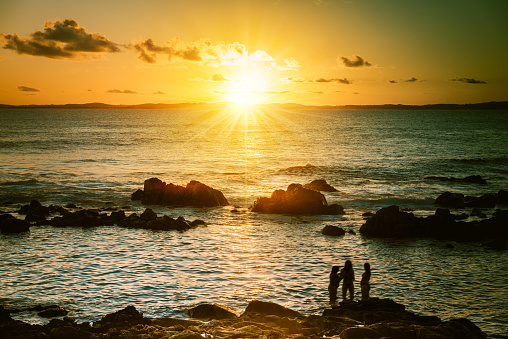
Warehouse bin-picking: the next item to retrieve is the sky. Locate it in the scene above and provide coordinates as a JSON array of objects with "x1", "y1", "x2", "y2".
[{"x1": 1, "y1": 0, "x2": 507, "y2": 106}]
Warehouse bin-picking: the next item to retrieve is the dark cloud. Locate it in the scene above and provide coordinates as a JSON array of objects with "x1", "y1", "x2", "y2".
[
  {"x1": 389, "y1": 80, "x2": 398, "y2": 84},
  {"x1": 18, "y1": 86, "x2": 40, "y2": 92},
  {"x1": 133, "y1": 38, "x2": 203, "y2": 64},
  {"x1": 405, "y1": 77, "x2": 419, "y2": 82},
  {"x1": 451, "y1": 77, "x2": 487, "y2": 84},
  {"x1": 153, "y1": 91, "x2": 166, "y2": 95},
  {"x1": 106, "y1": 89, "x2": 137, "y2": 94},
  {"x1": 340, "y1": 55, "x2": 372, "y2": 68},
  {"x1": 210, "y1": 73, "x2": 230, "y2": 81},
  {"x1": 315, "y1": 78, "x2": 351, "y2": 84},
  {"x1": 1, "y1": 19, "x2": 120, "y2": 59}
]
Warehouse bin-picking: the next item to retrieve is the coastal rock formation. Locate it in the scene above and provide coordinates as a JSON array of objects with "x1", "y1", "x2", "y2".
[
  {"x1": 303, "y1": 179, "x2": 338, "y2": 192},
  {"x1": 434, "y1": 190, "x2": 507, "y2": 209},
  {"x1": 426, "y1": 174, "x2": 487, "y2": 184},
  {"x1": 321, "y1": 225, "x2": 346, "y2": 236},
  {"x1": 0, "y1": 214, "x2": 30, "y2": 234},
  {"x1": 132, "y1": 178, "x2": 229, "y2": 207},
  {"x1": 3, "y1": 200, "x2": 205, "y2": 232},
  {"x1": 360, "y1": 205, "x2": 508, "y2": 242},
  {"x1": 188, "y1": 304, "x2": 237, "y2": 320},
  {"x1": 251, "y1": 184, "x2": 344, "y2": 215},
  {"x1": 0, "y1": 299, "x2": 487, "y2": 338}
]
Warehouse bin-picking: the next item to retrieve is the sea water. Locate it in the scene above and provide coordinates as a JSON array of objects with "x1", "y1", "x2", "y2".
[{"x1": 0, "y1": 107, "x2": 507, "y2": 336}]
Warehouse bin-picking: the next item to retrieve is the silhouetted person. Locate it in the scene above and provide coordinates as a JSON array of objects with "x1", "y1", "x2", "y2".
[
  {"x1": 328, "y1": 266, "x2": 341, "y2": 302},
  {"x1": 340, "y1": 260, "x2": 355, "y2": 301},
  {"x1": 361, "y1": 262, "x2": 371, "y2": 301}
]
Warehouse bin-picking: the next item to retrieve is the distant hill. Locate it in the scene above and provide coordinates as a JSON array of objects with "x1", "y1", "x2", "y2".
[{"x1": 1, "y1": 101, "x2": 507, "y2": 110}]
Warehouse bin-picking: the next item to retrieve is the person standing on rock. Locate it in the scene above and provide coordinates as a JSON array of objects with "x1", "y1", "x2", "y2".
[
  {"x1": 361, "y1": 262, "x2": 371, "y2": 301},
  {"x1": 328, "y1": 266, "x2": 341, "y2": 302},
  {"x1": 340, "y1": 260, "x2": 355, "y2": 301}
]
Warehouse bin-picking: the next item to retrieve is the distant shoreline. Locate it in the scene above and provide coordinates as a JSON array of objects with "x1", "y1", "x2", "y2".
[{"x1": 1, "y1": 101, "x2": 508, "y2": 110}]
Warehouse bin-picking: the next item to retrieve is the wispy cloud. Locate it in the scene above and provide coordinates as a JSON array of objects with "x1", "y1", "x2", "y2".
[
  {"x1": 315, "y1": 77, "x2": 351, "y2": 84},
  {"x1": 106, "y1": 89, "x2": 137, "y2": 94},
  {"x1": 1, "y1": 19, "x2": 120, "y2": 59},
  {"x1": 450, "y1": 77, "x2": 487, "y2": 84},
  {"x1": 339, "y1": 55, "x2": 372, "y2": 68},
  {"x1": 18, "y1": 86, "x2": 40, "y2": 92},
  {"x1": 277, "y1": 57, "x2": 301, "y2": 71},
  {"x1": 153, "y1": 91, "x2": 166, "y2": 95},
  {"x1": 210, "y1": 73, "x2": 230, "y2": 81},
  {"x1": 280, "y1": 77, "x2": 307, "y2": 83},
  {"x1": 405, "y1": 77, "x2": 419, "y2": 82}
]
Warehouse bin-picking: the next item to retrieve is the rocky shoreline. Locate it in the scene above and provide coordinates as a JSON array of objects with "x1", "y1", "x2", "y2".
[{"x1": 1, "y1": 298, "x2": 488, "y2": 339}]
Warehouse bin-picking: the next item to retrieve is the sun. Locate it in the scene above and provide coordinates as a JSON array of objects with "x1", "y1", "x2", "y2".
[{"x1": 224, "y1": 67, "x2": 270, "y2": 105}]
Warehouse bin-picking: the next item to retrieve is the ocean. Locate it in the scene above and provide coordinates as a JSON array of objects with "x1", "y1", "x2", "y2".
[{"x1": 0, "y1": 107, "x2": 507, "y2": 336}]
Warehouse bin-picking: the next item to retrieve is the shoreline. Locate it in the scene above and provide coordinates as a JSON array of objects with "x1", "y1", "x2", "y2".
[{"x1": 1, "y1": 298, "x2": 490, "y2": 339}]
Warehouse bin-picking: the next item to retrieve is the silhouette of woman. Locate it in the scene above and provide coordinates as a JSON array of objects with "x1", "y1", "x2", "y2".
[
  {"x1": 361, "y1": 262, "x2": 371, "y2": 301},
  {"x1": 328, "y1": 266, "x2": 341, "y2": 302},
  {"x1": 340, "y1": 260, "x2": 355, "y2": 301}
]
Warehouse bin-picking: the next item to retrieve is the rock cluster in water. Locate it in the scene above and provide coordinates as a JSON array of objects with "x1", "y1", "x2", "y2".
[
  {"x1": 0, "y1": 298, "x2": 487, "y2": 338},
  {"x1": 0, "y1": 200, "x2": 204, "y2": 234},
  {"x1": 425, "y1": 174, "x2": 488, "y2": 185},
  {"x1": 132, "y1": 178, "x2": 229, "y2": 207},
  {"x1": 251, "y1": 183, "x2": 344, "y2": 215},
  {"x1": 360, "y1": 204, "x2": 508, "y2": 244},
  {"x1": 434, "y1": 190, "x2": 508, "y2": 209}
]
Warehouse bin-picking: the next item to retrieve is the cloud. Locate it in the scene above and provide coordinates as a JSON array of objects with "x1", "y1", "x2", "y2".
[
  {"x1": 132, "y1": 37, "x2": 297, "y2": 70},
  {"x1": 1, "y1": 19, "x2": 120, "y2": 59},
  {"x1": 451, "y1": 77, "x2": 487, "y2": 84},
  {"x1": 405, "y1": 77, "x2": 419, "y2": 82},
  {"x1": 389, "y1": 80, "x2": 398, "y2": 84},
  {"x1": 153, "y1": 91, "x2": 166, "y2": 94},
  {"x1": 280, "y1": 76, "x2": 307, "y2": 83},
  {"x1": 106, "y1": 89, "x2": 137, "y2": 94},
  {"x1": 277, "y1": 57, "x2": 301, "y2": 71},
  {"x1": 210, "y1": 73, "x2": 230, "y2": 81},
  {"x1": 340, "y1": 55, "x2": 372, "y2": 68},
  {"x1": 315, "y1": 77, "x2": 352, "y2": 84},
  {"x1": 18, "y1": 86, "x2": 40, "y2": 92}
]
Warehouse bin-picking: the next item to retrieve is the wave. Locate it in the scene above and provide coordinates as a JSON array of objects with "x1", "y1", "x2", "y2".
[
  {"x1": 1, "y1": 179, "x2": 39, "y2": 186},
  {"x1": 452, "y1": 157, "x2": 508, "y2": 165}
]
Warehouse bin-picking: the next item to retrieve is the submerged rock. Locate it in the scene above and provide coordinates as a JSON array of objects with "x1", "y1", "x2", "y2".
[
  {"x1": 321, "y1": 225, "x2": 346, "y2": 236},
  {"x1": 251, "y1": 184, "x2": 344, "y2": 215}
]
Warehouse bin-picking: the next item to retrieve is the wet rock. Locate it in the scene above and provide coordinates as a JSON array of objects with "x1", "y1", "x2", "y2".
[
  {"x1": 251, "y1": 184, "x2": 344, "y2": 215},
  {"x1": 134, "y1": 178, "x2": 229, "y2": 207},
  {"x1": 19, "y1": 200, "x2": 50, "y2": 222},
  {"x1": 188, "y1": 304, "x2": 238, "y2": 320},
  {"x1": 0, "y1": 214, "x2": 30, "y2": 234},
  {"x1": 434, "y1": 192, "x2": 465, "y2": 209},
  {"x1": 303, "y1": 179, "x2": 338, "y2": 192},
  {"x1": 465, "y1": 193, "x2": 496, "y2": 208},
  {"x1": 321, "y1": 225, "x2": 346, "y2": 236},
  {"x1": 496, "y1": 190, "x2": 508, "y2": 205},
  {"x1": 93, "y1": 305, "x2": 149, "y2": 331},
  {"x1": 242, "y1": 300, "x2": 303, "y2": 319},
  {"x1": 359, "y1": 205, "x2": 419, "y2": 238},
  {"x1": 140, "y1": 208, "x2": 157, "y2": 221},
  {"x1": 470, "y1": 208, "x2": 487, "y2": 218},
  {"x1": 38, "y1": 306, "x2": 68, "y2": 318}
]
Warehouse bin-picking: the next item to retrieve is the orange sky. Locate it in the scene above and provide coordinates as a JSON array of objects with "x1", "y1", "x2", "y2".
[{"x1": 1, "y1": 0, "x2": 507, "y2": 106}]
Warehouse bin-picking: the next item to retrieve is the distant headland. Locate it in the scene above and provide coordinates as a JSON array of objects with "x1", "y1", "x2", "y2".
[{"x1": 1, "y1": 101, "x2": 507, "y2": 110}]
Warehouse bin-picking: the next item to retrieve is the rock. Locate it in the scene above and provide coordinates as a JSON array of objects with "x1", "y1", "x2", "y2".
[
  {"x1": 38, "y1": 306, "x2": 69, "y2": 318},
  {"x1": 434, "y1": 192, "x2": 465, "y2": 209},
  {"x1": 483, "y1": 239, "x2": 507, "y2": 250},
  {"x1": 465, "y1": 193, "x2": 496, "y2": 208},
  {"x1": 134, "y1": 178, "x2": 229, "y2": 207},
  {"x1": 140, "y1": 208, "x2": 157, "y2": 221},
  {"x1": 470, "y1": 208, "x2": 487, "y2": 218},
  {"x1": 303, "y1": 179, "x2": 338, "y2": 192},
  {"x1": 359, "y1": 205, "x2": 419, "y2": 238},
  {"x1": 251, "y1": 184, "x2": 344, "y2": 215},
  {"x1": 93, "y1": 305, "x2": 149, "y2": 331},
  {"x1": 242, "y1": 300, "x2": 303, "y2": 318},
  {"x1": 321, "y1": 225, "x2": 346, "y2": 236},
  {"x1": 496, "y1": 190, "x2": 508, "y2": 205},
  {"x1": 0, "y1": 214, "x2": 30, "y2": 234},
  {"x1": 188, "y1": 304, "x2": 237, "y2": 320}
]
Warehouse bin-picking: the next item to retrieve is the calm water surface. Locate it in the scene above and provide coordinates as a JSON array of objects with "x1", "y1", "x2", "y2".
[{"x1": 0, "y1": 107, "x2": 507, "y2": 336}]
